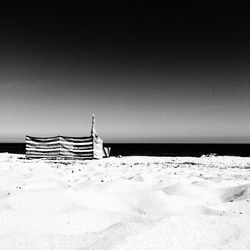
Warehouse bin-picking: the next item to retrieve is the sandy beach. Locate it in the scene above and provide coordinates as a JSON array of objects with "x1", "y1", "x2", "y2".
[{"x1": 1, "y1": 153, "x2": 250, "y2": 249}]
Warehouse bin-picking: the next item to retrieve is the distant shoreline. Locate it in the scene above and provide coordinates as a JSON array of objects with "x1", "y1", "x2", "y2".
[{"x1": 1, "y1": 143, "x2": 250, "y2": 157}]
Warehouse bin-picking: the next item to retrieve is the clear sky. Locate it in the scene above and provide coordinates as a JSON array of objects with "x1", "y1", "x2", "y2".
[{"x1": 1, "y1": 4, "x2": 250, "y2": 143}]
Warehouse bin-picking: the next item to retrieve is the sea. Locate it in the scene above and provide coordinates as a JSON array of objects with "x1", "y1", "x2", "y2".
[{"x1": 0, "y1": 143, "x2": 250, "y2": 157}]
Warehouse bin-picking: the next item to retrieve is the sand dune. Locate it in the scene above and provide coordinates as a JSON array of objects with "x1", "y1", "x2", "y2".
[{"x1": 1, "y1": 153, "x2": 250, "y2": 249}]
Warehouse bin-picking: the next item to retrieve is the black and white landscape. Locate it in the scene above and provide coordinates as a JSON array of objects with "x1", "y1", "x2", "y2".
[{"x1": 1, "y1": 3, "x2": 250, "y2": 250}]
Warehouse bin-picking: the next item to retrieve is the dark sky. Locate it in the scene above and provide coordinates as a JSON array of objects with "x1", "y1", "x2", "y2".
[{"x1": 1, "y1": 3, "x2": 250, "y2": 142}]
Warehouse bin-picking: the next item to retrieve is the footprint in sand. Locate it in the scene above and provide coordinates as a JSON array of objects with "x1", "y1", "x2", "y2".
[{"x1": 221, "y1": 184, "x2": 250, "y2": 203}]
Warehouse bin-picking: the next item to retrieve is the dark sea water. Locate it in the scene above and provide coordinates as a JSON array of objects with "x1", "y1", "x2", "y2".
[{"x1": 1, "y1": 143, "x2": 250, "y2": 157}]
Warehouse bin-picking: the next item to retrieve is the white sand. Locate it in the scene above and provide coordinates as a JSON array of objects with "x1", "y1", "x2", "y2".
[{"x1": 1, "y1": 153, "x2": 250, "y2": 249}]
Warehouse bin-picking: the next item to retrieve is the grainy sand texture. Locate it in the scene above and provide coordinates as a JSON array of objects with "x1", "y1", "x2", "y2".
[{"x1": 1, "y1": 153, "x2": 250, "y2": 250}]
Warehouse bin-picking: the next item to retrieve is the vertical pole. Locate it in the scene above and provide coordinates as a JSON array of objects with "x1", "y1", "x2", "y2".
[
  {"x1": 91, "y1": 114, "x2": 95, "y2": 159},
  {"x1": 91, "y1": 114, "x2": 95, "y2": 137}
]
